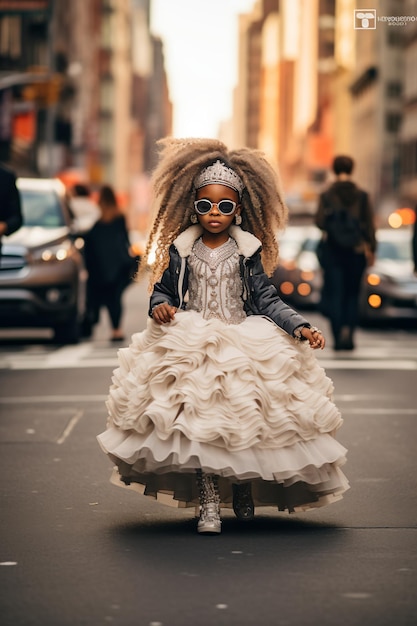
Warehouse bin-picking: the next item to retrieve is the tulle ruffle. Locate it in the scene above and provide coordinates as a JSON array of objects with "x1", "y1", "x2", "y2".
[{"x1": 98, "y1": 311, "x2": 349, "y2": 512}]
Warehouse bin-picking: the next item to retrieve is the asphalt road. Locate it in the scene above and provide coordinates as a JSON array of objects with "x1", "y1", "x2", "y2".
[{"x1": 0, "y1": 281, "x2": 416, "y2": 626}]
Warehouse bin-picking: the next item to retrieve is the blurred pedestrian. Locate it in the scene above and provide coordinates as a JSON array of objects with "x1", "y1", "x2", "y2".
[
  {"x1": 69, "y1": 183, "x2": 100, "y2": 235},
  {"x1": 98, "y1": 138, "x2": 348, "y2": 536},
  {"x1": 413, "y1": 204, "x2": 417, "y2": 274},
  {"x1": 315, "y1": 155, "x2": 376, "y2": 351},
  {"x1": 83, "y1": 185, "x2": 137, "y2": 341},
  {"x1": 0, "y1": 163, "x2": 23, "y2": 260}
]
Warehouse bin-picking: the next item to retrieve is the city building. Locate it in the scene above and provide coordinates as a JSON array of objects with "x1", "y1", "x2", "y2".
[
  {"x1": 231, "y1": 0, "x2": 410, "y2": 221},
  {"x1": 331, "y1": 0, "x2": 356, "y2": 156},
  {"x1": 399, "y1": 0, "x2": 417, "y2": 208},
  {"x1": 349, "y1": 0, "x2": 404, "y2": 217},
  {"x1": 0, "y1": 0, "x2": 171, "y2": 200}
]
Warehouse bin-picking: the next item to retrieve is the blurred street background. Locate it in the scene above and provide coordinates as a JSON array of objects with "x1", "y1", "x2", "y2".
[
  {"x1": 1, "y1": 0, "x2": 416, "y2": 225},
  {"x1": 1, "y1": 0, "x2": 417, "y2": 625}
]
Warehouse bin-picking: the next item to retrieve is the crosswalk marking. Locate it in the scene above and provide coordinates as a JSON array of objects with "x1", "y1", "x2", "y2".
[
  {"x1": 3, "y1": 358, "x2": 416, "y2": 370},
  {"x1": 0, "y1": 338, "x2": 416, "y2": 370},
  {"x1": 317, "y1": 359, "x2": 417, "y2": 370},
  {"x1": 0, "y1": 395, "x2": 416, "y2": 418},
  {"x1": 0, "y1": 395, "x2": 108, "y2": 403},
  {"x1": 7, "y1": 357, "x2": 119, "y2": 370}
]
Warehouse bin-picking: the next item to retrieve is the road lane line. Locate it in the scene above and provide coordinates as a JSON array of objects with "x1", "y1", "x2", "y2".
[
  {"x1": 46, "y1": 344, "x2": 92, "y2": 366},
  {"x1": 56, "y1": 409, "x2": 84, "y2": 444},
  {"x1": 340, "y1": 408, "x2": 417, "y2": 415},
  {"x1": 317, "y1": 359, "x2": 417, "y2": 370},
  {"x1": 0, "y1": 396, "x2": 416, "y2": 417},
  {"x1": 4, "y1": 358, "x2": 417, "y2": 370},
  {"x1": 335, "y1": 394, "x2": 399, "y2": 401},
  {"x1": 9, "y1": 358, "x2": 118, "y2": 370},
  {"x1": 0, "y1": 395, "x2": 107, "y2": 403},
  {"x1": 0, "y1": 393, "x2": 406, "y2": 403}
]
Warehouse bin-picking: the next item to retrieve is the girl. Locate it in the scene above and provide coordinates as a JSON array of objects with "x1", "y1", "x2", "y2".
[{"x1": 97, "y1": 138, "x2": 348, "y2": 534}]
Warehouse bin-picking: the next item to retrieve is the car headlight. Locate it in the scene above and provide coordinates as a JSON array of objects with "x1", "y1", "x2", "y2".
[
  {"x1": 367, "y1": 273, "x2": 381, "y2": 286},
  {"x1": 368, "y1": 294, "x2": 382, "y2": 308},
  {"x1": 366, "y1": 272, "x2": 394, "y2": 286},
  {"x1": 31, "y1": 239, "x2": 73, "y2": 263}
]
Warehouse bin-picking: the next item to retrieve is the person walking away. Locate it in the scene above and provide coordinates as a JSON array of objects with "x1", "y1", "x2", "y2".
[
  {"x1": 97, "y1": 138, "x2": 349, "y2": 535},
  {"x1": 315, "y1": 155, "x2": 376, "y2": 351},
  {"x1": 0, "y1": 164, "x2": 23, "y2": 262},
  {"x1": 83, "y1": 185, "x2": 136, "y2": 341}
]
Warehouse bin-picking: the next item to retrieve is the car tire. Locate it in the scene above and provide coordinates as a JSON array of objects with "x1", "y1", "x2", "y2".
[{"x1": 53, "y1": 312, "x2": 80, "y2": 345}]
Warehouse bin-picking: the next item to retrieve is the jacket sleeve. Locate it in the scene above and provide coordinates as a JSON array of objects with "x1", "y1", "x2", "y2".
[
  {"x1": 246, "y1": 252, "x2": 311, "y2": 337},
  {"x1": 148, "y1": 245, "x2": 181, "y2": 315},
  {"x1": 360, "y1": 191, "x2": 376, "y2": 253},
  {"x1": 314, "y1": 193, "x2": 328, "y2": 231},
  {"x1": 120, "y1": 215, "x2": 131, "y2": 247}
]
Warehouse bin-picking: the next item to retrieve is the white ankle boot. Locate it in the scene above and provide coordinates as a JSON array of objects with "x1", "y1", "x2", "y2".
[{"x1": 196, "y1": 470, "x2": 221, "y2": 534}]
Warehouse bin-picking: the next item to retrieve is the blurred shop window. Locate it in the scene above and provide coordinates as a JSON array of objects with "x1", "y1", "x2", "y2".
[
  {"x1": 387, "y1": 30, "x2": 403, "y2": 46},
  {"x1": 0, "y1": 15, "x2": 21, "y2": 59},
  {"x1": 386, "y1": 113, "x2": 402, "y2": 134},
  {"x1": 400, "y1": 141, "x2": 417, "y2": 177},
  {"x1": 54, "y1": 118, "x2": 72, "y2": 146},
  {"x1": 386, "y1": 82, "x2": 402, "y2": 98},
  {"x1": 13, "y1": 111, "x2": 36, "y2": 144}
]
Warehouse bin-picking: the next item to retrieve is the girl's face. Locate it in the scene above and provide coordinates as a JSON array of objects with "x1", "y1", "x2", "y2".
[{"x1": 194, "y1": 184, "x2": 240, "y2": 238}]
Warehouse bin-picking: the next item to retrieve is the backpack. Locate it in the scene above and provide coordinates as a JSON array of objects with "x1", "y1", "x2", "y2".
[{"x1": 323, "y1": 195, "x2": 363, "y2": 249}]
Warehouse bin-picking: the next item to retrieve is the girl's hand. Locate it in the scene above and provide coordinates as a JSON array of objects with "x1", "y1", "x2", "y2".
[
  {"x1": 152, "y1": 303, "x2": 177, "y2": 325},
  {"x1": 301, "y1": 326, "x2": 325, "y2": 350}
]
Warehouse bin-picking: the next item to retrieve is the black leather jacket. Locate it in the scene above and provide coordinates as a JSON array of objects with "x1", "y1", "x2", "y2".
[
  {"x1": 0, "y1": 165, "x2": 23, "y2": 256},
  {"x1": 149, "y1": 230, "x2": 310, "y2": 338},
  {"x1": 315, "y1": 180, "x2": 376, "y2": 254}
]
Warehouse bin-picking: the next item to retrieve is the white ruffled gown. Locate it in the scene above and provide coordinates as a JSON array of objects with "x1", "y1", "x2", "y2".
[{"x1": 97, "y1": 237, "x2": 349, "y2": 513}]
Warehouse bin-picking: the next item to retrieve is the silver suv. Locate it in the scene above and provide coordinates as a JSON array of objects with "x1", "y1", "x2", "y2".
[{"x1": 0, "y1": 178, "x2": 87, "y2": 343}]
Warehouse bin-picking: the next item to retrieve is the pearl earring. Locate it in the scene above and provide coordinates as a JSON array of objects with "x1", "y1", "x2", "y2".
[
  {"x1": 190, "y1": 214, "x2": 198, "y2": 224},
  {"x1": 235, "y1": 215, "x2": 242, "y2": 225}
]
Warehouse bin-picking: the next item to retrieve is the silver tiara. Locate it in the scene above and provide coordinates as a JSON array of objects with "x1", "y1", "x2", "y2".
[{"x1": 194, "y1": 160, "x2": 244, "y2": 197}]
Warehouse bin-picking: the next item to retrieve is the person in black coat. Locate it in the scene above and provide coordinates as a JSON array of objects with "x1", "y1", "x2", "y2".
[
  {"x1": 0, "y1": 164, "x2": 23, "y2": 259},
  {"x1": 83, "y1": 185, "x2": 137, "y2": 341},
  {"x1": 315, "y1": 155, "x2": 376, "y2": 351}
]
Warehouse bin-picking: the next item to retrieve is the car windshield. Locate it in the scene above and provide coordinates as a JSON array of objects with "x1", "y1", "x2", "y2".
[
  {"x1": 301, "y1": 237, "x2": 320, "y2": 253},
  {"x1": 20, "y1": 190, "x2": 66, "y2": 228},
  {"x1": 376, "y1": 238, "x2": 411, "y2": 262}
]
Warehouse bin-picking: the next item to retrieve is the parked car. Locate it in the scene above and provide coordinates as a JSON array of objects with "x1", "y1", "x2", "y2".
[
  {"x1": 359, "y1": 227, "x2": 417, "y2": 325},
  {"x1": 272, "y1": 225, "x2": 322, "y2": 309},
  {"x1": 0, "y1": 178, "x2": 87, "y2": 343}
]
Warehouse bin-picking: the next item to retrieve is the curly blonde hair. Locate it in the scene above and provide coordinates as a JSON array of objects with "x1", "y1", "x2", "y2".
[{"x1": 141, "y1": 137, "x2": 288, "y2": 287}]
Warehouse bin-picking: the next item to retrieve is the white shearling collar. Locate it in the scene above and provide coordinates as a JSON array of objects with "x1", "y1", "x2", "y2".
[
  {"x1": 173, "y1": 225, "x2": 261, "y2": 258},
  {"x1": 229, "y1": 225, "x2": 262, "y2": 257}
]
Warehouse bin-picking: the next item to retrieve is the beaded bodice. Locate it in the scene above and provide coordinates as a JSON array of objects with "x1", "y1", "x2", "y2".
[{"x1": 187, "y1": 237, "x2": 246, "y2": 325}]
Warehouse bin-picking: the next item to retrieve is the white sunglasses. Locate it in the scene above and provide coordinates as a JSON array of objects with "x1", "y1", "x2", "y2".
[{"x1": 194, "y1": 199, "x2": 237, "y2": 215}]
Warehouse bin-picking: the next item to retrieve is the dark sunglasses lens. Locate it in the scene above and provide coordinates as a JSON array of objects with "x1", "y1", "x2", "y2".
[
  {"x1": 195, "y1": 200, "x2": 212, "y2": 214},
  {"x1": 218, "y1": 200, "x2": 235, "y2": 214}
]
